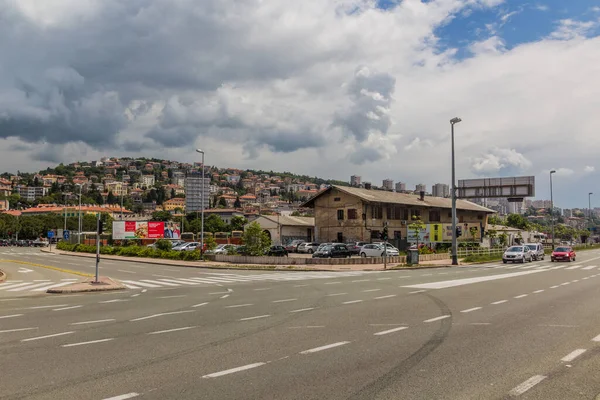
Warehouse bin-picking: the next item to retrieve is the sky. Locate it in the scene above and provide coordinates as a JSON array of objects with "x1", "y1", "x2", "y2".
[{"x1": 1, "y1": 0, "x2": 599, "y2": 209}]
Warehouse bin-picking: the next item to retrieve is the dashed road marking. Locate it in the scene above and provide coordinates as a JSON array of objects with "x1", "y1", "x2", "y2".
[
  {"x1": 509, "y1": 375, "x2": 547, "y2": 396},
  {"x1": 561, "y1": 349, "x2": 587, "y2": 362},
  {"x1": 424, "y1": 315, "x2": 451, "y2": 323},
  {"x1": 374, "y1": 326, "x2": 408, "y2": 336},
  {"x1": 491, "y1": 300, "x2": 508, "y2": 305},
  {"x1": 299, "y1": 341, "x2": 350, "y2": 354},
  {"x1": 461, "y1": 307, "x2": 482, "y2": 313},
  {"x1": 62, "y1": 338, "x2": 114, "y2": 347},
  {"x1": 202, "y1": 362, "x2": 266, "y2": 378},
  {"x1": 239, "y1": 314, "x2": 270, "y2": 321}
]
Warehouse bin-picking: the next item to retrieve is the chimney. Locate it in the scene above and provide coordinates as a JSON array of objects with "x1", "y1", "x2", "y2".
[
  {"x1": 365, "y1": 183, "x2": 372, "y2": 190},
  {"x1": 419, "y1": 191, "x2": 425, "y2": 201}
]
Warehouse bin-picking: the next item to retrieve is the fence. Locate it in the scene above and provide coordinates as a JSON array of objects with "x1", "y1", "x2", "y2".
[{"x1": 452, "y1": 246, "x2": 505, "y2": 258}]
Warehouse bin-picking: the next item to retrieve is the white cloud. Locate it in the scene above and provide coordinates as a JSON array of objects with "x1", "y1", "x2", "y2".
[
  {"x1": 534, "y1": 4, "x2": 549, "y2": 12},
  {"x1": 469, "y1": 36, "x2": 506, "y2": 54},
  {"x1": 500, "y1": 10, "x2": 519, "y2": 24},
  {"x1": 547, "y1": 168, "x2": 575, "y2": 177},
  {"x1": 470, "y1": 147, "x2": 532, "y2": 174},
  {"x1": 548, "y1": 19, "x2": 599, "y2": 41},
  {"x1": 403, "y1": 137, "x2": 434, "y2": 151},
  {"x1": 591, "y1": 7, "x2": 600, "y2": 13},
  {"x1": 584, "y1": 166, "x2": 595, "y2": 173}
]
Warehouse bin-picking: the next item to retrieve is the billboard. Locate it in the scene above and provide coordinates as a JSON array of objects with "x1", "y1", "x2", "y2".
[
  {"x1": 457, "y1": 176, "x2": 535, "y2": 200},
  {"x1": 408, "y1": 223, "x2": 483, "y2": 244},
  {"x1": 112, "y1": 221, "x2": 181, "y2": 239}
]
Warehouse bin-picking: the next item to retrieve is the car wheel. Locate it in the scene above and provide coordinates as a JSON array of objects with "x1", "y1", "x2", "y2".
[
  {"x1": 520, "y1": 258, "x2": 525, "y2": 263},
  {"x1": 503, "y1": 260, "x2": 507, "y2": 264},
  {"x1": 308, "y1": 249, "x2": 314, "y2": 254},
  {"x1": 573, "y1": 257, "x2": 576, "y2": 262},
  {"x1": 360, "y1": 252, "x2": 366, "y2": 258}
]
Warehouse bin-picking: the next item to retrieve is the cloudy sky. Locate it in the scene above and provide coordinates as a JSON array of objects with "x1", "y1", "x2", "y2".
[{"x1": 1, "y1": 0, "x2": 599, "y2": 208}]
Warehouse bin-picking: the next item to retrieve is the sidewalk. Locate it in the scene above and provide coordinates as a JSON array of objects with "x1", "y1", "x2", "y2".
[{"x1": 42, "y1": 248, "x2": 456, "y2": 272}]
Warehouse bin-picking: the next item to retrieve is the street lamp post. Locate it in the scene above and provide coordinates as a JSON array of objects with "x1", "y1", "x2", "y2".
[
  {"x1": 196, "y1": 149, "x2": 205, "y2": 253},
  {"x1": 588, "y1": 192, "x2": 593, "y2": 242},
  {"x1": 63, "y1": 193, "x2": 67, "y2": 231},
  {"x1": 550, "y1": 170, "x2": 556, "y2": 249},
  {"x1": 76, "y1": 184, "x2": 82, "y2": 244},
  {"x1": 450, "y1": 117, "x2": 462, "y2": 266}
]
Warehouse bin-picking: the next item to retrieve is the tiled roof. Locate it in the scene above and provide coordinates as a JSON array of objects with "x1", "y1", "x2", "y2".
[{"x1": 259, "y1": 215, "x2": 315, "y2": 227}]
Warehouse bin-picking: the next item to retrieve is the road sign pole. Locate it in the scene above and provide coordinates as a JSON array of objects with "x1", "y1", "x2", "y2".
[{"x1": 95, "y1": 213, "x2": 100, "y2": 283}]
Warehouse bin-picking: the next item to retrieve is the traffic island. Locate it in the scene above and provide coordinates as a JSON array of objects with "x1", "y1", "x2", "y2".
[
  {"x1": 46, "y1": 276, "x2": 126, "y2": 294},
  {"x1": 0, "y1": 269, "x2": 6, "y2": 282}
]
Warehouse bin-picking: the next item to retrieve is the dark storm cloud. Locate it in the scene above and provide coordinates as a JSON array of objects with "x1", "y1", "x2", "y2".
[{"x1": 348, "y1": 147, "x2": 383, "y2": 165}]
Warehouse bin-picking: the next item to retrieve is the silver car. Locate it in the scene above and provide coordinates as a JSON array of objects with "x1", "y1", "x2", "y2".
[{"x1": 502, "y1": 245, "x2": 533, "y2": 264}]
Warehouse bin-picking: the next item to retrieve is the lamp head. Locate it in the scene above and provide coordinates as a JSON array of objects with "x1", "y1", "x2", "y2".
[
  {"x1": 450, "y1": 117, "x2": 462, "y2": 124},
  {"x1": 550, "y1": 170, "x2": 556, "y2": 174},
  {"x1": 196, "y1": 148, "x2": 204, "y2": 154}
]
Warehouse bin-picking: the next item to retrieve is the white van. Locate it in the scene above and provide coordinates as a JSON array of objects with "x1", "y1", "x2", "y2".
[{"x1": 524, "y1": 243, "x2": 545, "y2": 261}]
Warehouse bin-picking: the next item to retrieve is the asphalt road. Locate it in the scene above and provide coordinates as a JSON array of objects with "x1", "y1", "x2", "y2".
[{"x1": 1, "y1": 248, "x2": 600, "y2": 399}]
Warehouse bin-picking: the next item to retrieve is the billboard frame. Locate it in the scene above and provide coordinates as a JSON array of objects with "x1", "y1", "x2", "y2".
[{"x1": 456, "y1": 176, "x2": 535, "y2": 200}]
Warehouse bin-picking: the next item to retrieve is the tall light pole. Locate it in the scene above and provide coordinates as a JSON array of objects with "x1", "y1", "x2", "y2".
[
  {"x1": 196, "y1": 149, "x2": 205, "y2": 253},
  {"x1": 450, "y1": 117, "x2": 462, "y2": 265},
  {"x1": 550, "y1": 170, "x2": 556, "y2": 249},
  {"x1": 588, "y1": 192, "x2": 593, "y2": 241},
  {"x1": 63, "y1": 193, "x2": 68, "y2": 231},
  {"x1": 76, "y1": 184, "x2": 82, "y2": 244}
]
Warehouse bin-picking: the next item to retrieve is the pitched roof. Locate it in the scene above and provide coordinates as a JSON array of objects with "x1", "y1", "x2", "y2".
[
  {"x1": 259, "y1": 215, "x2": 315, "y2": 226},
  {"x1": 302, "y1": 185, "x2": 495, "y2": 213}
]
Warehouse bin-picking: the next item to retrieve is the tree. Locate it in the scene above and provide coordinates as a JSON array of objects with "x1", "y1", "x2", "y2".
[
  {"x1": 499, "y1": 233, "x2": 508, "y2": 247},
  {"x1": 408, "y1": 216, "x2": 426, "y2": 248},
  {"x1": 151, "y1": 210, "x2": 172, "y2": 222},
  {"x1": 469, "y1": 226, "x2": 479, "y2": 243},
  {"x1": 204, "y1": 235, "x2": 217, "y2": 251},
  {"x1": 487, "y1": 229, "x2": 498, "y2": 246},
  {"x1": 506, "y1": 214, "x2": 529, "y2": 230},
  {"x1": 171, "y1": 188, "x2": 176, "y2": 199},
  {"x1": 234, "y1": 196, "x2": 241, "y2": 208},
  {"x1": 488, "y1": 215, "x2": 504, "y2": 226},
  {"x1": 229, "y1": 216, "x2": 248, "y2": 231},
  {"x1": 242, "y1": 221, "x2": 271, "y2": 256},
  {"x1": 107, "y1": 191, "x2": 116, "y2": 205},
  {"x1": 204, "y1": 214, "x2": 228, "y2": 233},
  {"x1": 218, "y1": 197, "x2": 227, "y2": 208}
]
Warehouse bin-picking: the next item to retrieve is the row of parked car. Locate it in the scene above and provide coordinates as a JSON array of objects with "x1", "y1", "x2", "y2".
[
  {"x1": 285, "y1": 240, "x2": 401, "y2": 258},
  {"x1": 0, "y1": 239, "x2": 48, "y2": 247},
  {"x1": 502, "y1": 243, "x2": 577, "y2": 263}
]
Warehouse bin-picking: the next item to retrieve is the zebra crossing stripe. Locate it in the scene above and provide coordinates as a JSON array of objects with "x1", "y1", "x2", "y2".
[
  {"x1": 32, "y1": 282, "x2": 73, "y2": 291},
  {"x1": 157, "y1": 279, "x2": 198, "y2": 286},
  {"x1": 565, "y1": 265, "x2": 583, "y2": 270},
  {"x1": 140, "y1": 279, "x2": 180, "y2": 286},
  {"x1": 582, "y1": 265, "x2": 597, "y2": 270},
  {"x1": 8, "y1": 282, "x2": 61, "y2": 292},
  {"x1": 0, "y1": 282, "x2": 37, "y2": 290},
  {"x1": 121, "y1": 280, "x2": 160, "y2": 288}
]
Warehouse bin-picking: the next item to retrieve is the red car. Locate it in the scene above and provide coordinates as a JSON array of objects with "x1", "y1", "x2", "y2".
[{"x1": 551, "y1": 246, "x2": 576, "y2": 262}]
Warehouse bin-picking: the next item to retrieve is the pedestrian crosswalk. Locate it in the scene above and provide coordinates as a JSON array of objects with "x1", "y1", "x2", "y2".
[
  {"x1": 0, "y1": 279, "x2": 79, "y2": 292},
  {"x1": 472, "y1": 263, "x2": 600, "y2": 271},
  {"x1": 119, "y1": 271, "x2": 383, "y2": 290},
  {"x1": 0, "y1": 251, "x2": 56, "y2": 256}
]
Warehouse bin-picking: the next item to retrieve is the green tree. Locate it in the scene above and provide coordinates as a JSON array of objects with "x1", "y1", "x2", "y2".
[
  {"x1": 154, "y1": 239, "x2": 172, "y2": 251},
  {"x1": 488, "y1": 215, "x2": 504, "y2": 226},
  {"x1": 487, "y1": 229, "x2": 498, "y2": 246},
  {"x1": 242, "y1": 221, "x2": 271, "y2": 256},
  {"x1": 107, "y1": 191, "x2": 116, "y2": 205},
  {"x1": 408, "y1": 216, "x2": 426, "y2": 248},
  {"x1": 204, "y1": 214, "x2": 228, "y2": 233},
  {"x1": 469, "y1": 226, "x2": 479, "y2": 242},
  {"x1": 204, "y1": 235, "x2": 217, "y2": 251},
  {"x1": 218, "y1": 197, "x2": 227, "y2": 208},
  {"x1": 234, "y1": 196, "x2": 241, "y2": 208},
  {"x1": 506, "y1": 214, "x2": 529, "y2": 230},
  {"x1": 151, "y1": 210, "x2": 172, "y2": 222},
  {"x1": 229, "y1": 216, "x2": 248, "y2": 231},
  {"x1": 499, "y1": 233, "x2": 508, "y2": 247}
]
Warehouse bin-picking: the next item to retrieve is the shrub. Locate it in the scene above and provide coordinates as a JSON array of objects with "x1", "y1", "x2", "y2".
[
  {"x1": 137, "y1": 247, "x2": 155, "y2": 258},
  {"x1": 463, "y1": 254, "x2": 502, "y2": 263},
  {"x1": 183, "y1": 251, "x2": 201, "y2": 261},
  {"x1": 57, "y1": 241, "x2": 75, "y2": 251},
  {"x1": 419, "y1": 246, "x2": 435, "y2": 255},
  {"x1": 154, "y1": 239, "x2": 172, "y2": 252},
  {"x1": 100, "y1": 246, "x2": 117, "y2": 255},
  {"x1": 75, "y1": 244, "x2": 96, "y2": 253},
  {"x1": 117, "y1": 246, "x2": 142, "y2": 257}
]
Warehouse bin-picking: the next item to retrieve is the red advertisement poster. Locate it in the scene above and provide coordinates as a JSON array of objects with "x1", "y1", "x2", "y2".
[
  {"x1": 125, "y1": 221, "x2": 137, "y2": 232},
  {"x1": 147, "y1": 221, "x2": 165, "y2": 239}
]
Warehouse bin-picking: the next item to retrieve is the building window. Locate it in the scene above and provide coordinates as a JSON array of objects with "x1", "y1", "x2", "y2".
[
  {"x1": 371, "y1": 230, "x2": 380, "y2": 239},
  {"x1": 371, "y1": 205, "x2": 383, "y2": 219},
  {"x1": 411, "y1": 209, "x2": 421, "y2": 219},
  {"x1": 394, "y1": 231, "x2": 402, "y2": 239},
  {"x1": 429, "y1": 210, "x2": 441, "y2": 222},
  {"x1": 334, "y1": 197, "x2": 341, "y2": 202},
  {"x1": 477, "y1": 214, "x2": 484, "y2": 220},
  {"x1": 337, "y1": 209, "x2": 344, "y2": 220},
  {"x1": 348, "y1": 209, "x2": 358, "y2": 219},
  {"x1": 448, "y1": 212, "x2": 452, "y2": 218}
]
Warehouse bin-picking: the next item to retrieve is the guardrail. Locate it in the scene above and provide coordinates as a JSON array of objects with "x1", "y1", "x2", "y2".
[{"x1": 450, "y1": 247, "x2": 505, "y2": 258}]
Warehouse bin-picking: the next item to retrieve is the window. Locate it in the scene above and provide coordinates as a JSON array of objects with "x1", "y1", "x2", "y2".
[
  {"x1": 429, "y1": 210, "x2": 441, "y2": 222},
  {"x1": 411, "y1": 209, "x2": 421, "y2": 219},
  {"x1": 387, "y1": 206, "x2": 407, "y2": 220},
  {"x1": 334, "y1": 197, "x2": 341, "y2": 202},
  {"x1": 371, "y1": 205, "x2": 383, "y2": 219},
  {"x1": 394, "y1": 231, "x2": 401, "y2": 239},
  {"x1": 477, "y1": 214, "x2": 484, "y2": 220},
  {"x1": 370, "y1": 230, "x2": 380, "y2": 239},
  {"x1": 348, "y1": 209, "x2": 358, "y2": 219},
  {"x1": 448, "y1": 212, "x2": 452, "y2": 218},
  {"x1": 337, "y1": 209, "x2": 344, "y2": 220}
]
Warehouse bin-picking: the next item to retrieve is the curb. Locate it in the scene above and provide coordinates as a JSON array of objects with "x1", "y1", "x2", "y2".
[
  {"x1": 47, "y1": 277, "x2": 126, "y2": 294},
  {"x1": 0, "y1": 269, "x2": 6, "y2": 282},
  {"x1": 0, "y1": 259, "x2": 94, "y2": 278}
]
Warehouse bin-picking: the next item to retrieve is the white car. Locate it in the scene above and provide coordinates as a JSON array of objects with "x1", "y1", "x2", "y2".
[
  {"x1": 502, "y1": 245, "x2": 533, "y2": 263},
  {"x1": 359, "y1": 243, "x2": 400, "y2": 257},
  {"x1": 174, "y1": 242, "x2": 200, "y2": 251}
]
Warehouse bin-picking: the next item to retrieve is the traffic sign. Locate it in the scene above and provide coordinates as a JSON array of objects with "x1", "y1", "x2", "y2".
[
  {"x1": 47, "y1": 231, "x2": 54, "y2": 238},
  {"x1": 63, "y1": 230, "x2": 70, "y2": 240}
]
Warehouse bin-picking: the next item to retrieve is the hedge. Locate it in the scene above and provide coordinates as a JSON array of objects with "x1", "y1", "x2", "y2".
[{"x1": 56, "y1": 241, "x2": 202, "y2": 261}]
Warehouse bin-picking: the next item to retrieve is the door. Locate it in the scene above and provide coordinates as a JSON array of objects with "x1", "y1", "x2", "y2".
[{"x1": 337, "y1": 232, "x2": 343, "y2": 243}]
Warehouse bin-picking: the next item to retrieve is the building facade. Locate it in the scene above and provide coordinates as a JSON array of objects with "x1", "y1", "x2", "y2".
[
  {"x1": 415, "y1": 184, "x2": 427, "y2": 193},
  {"x1": 395, "y1": 182, "x2": 406, "y2": 192},
  {"x1": 350, "y1": 175, "x2": 361, "y2": 187},
  {"x1": 302, "y1": 185, "x2": 494, "y2": 244},
  {"x1": 141, "y1": 175, "x2": 155, "y2": 187},
  {"x1": 382, "y1": 179, "x2": 394, "y2": 191},
  {"x1": 16, "y1": 186, "x2": 48, "y2": 201},
  {"x1": 432, "y1": 183, "x2": 449, "y2": 198},
  {"x1": 247, "y1": 215, "x2": 314, "y2": 245},
  {"x1": 184, "y1": 173, "x2": 210, "y2": 212}
]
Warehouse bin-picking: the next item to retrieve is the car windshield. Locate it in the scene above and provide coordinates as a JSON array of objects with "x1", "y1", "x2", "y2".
[
  {"x1": 526, "y1": 245, "x2": 537, "y2": 250},
  {"x1": 321, "y1": 246, "x2": 333, "y2": 251},
  {"x1": 555, "y1": 247, "x2": 570, "y2": 252},
  {"x1": 507, "y1": 246, "x2": 523, "y2": 252}
]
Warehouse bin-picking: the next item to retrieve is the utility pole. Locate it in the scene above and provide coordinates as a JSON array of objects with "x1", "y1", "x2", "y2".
[
  {"x1": 550, "y1": 170, "x2": 556, "y2": 249},
  {"x1": 383, "y1": 222, "x2": 388, "y2": 270},
  {"x1": 95, "y1": 213, "x2": 100, "y2": 283},
  {"x1": 450, "y1": 117, "x2": 462, "y2": 265}
]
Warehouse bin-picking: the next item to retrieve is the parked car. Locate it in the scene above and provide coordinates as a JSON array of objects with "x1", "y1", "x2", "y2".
[
  {"x1": 285, "y1": 240, "x2": 305, "y2": 253},
  {"x1": 298, "y1": 242, "x2": 320, "y2": 254},
  {"x1": 0, "y1": 239, "x2": 9, "y2": 246},
  {"x1": 32, "y1": 239, "x2": 49, "y2": 247},
  {"x1": 359, "y1": 243, "x2": 399, "y2": 257},
  {"x1": 346, "y1": 242, "x2": 369, "y2": 255},
  {"x1": 312, "y1": 243, "x2": 351, "y2": 258},
  {"x1": 502, "y1": 245, "x2": 533, "y2": 263},
  {"x1": 551, "y1": 246, "x2": 576, "y2": 262},
  {"x1": 267, "y1": 245, "x2": 288, "y2": 257},
  {"x1": 524, "y1": 243, "x2": 545, "y2": 261},
  {"x1": 206, "y1": 244, "x2": 237, "y2": 255},
  {"x1": 235, "y1": 245, "x2": 249, "y2": 255},
  {"x1": 173, "y1": 242, "x2": 200, "y2": 251}
]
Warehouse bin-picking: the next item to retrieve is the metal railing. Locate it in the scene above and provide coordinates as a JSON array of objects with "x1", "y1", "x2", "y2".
[{"x1": 451, "y1": 246, "x2": 505, "y2": 258}]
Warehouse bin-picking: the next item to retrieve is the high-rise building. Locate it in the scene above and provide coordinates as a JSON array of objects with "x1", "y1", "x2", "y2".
[
  {"x1": 350, "y1": 175, "x2": 361, "y2": 187},
  {"x1": 382, "y1": 179, "x2": 394, "y2": 191},
  {"x1": 415, "y1": 183, "x2": 427, "y2": 193},
  {"x1": 432, "y1": 183, "x2": 449, "y2": 198},
  {"x1": 395, "y1": 182, "x2": 406, "y2": 192},
  {"x1": 185, "y1": 173, "x2": 211, "y2": 212}
]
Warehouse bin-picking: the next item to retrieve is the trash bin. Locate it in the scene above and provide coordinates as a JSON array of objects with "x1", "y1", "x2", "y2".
[{"x1": 407, "y1": 249, "x2": 419, "y2": 265}]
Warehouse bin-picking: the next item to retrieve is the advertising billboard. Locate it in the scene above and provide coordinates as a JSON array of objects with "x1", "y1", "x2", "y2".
[
  {"x1": 457, "y1": 176, "x2": 535, "y2": 200},
  {"x1": 408, "y1": 223, "x2": 483, "y2": 244},
  {"x1": 112, "y1": 221, "x2": 181, "y2": 239}
]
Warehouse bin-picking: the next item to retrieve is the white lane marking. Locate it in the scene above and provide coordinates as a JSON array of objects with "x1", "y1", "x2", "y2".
[
  {"x1": 293, "y1": 284, "x2": 309, "y2": 287},
  {"x1": 62, "y1": 338, "x2": 114, "y2": 347},
  {"x1": 152, "y1": 274, "x2": 174, "y2": 279},
  {"x1": 409, "y1": 290, "x2": 426, "y2": 294},
  {"x1": 202, "y1": 362, "x2": 266, "y2": 378},
  {"x1": 117, "y1": 270, "x2": 136, "y2": 274},
  {"x1": 561, "y1": 349, "x2": 587, "y2": 362},
  {"x1": 101, "y1": 393, "x2": 140, "y2": 400},
  {"x1": 326, "y1": 293, "x2": 348, "y2": 297},
  {"x1": 141, "y1": 279, "x2": 180, "y2": 286},
  {"x1": 532, "y1": 290, "x2": 545, "y2": 294},
  {"x1": 158, "y1": 279, "x2": 198, "y2": 286},
  {"x1": 220, "y1": 294, "x2": 230, "y2": 299},
  {"x1": 342, "y1": 300, "x2": 363, "y2": 304},
  {"x1": 324, "y1": 282, "x2": 342, "y2": 285},
  {"x1": 70, "y1": 319, "x2": 116, "y2": 325},
  {"x1": 362, "y1": 289, "x2": 381, "y2": 293},
  {"x1": 565, "y1": 265, "x2": 582, "y2": 270},
  {"x1": 254, "y1": 288, "x2": 271, "y2": 291},
  {"x1": 53, "y1": 305, "x2": 83, "y2": 311},
  {"x1": 592, "y1": 334, "x2": 600, "y2": 342},
  {"x1": 508, "y1": 375, "x2": 547, "y2": 396},
  {"x1": 0, "y1": 327, "x2": 38, "y2": 333},
  {"x1": 209, "y1": 291, "x2": 229, "y2": 295},
  {"x1": 582, "y1": 265, "x2": 597, "y2": 270},
  {"x1": 461, "y1": 307, "x2": 482, "y2": 313},
  {"x1": 99, "y1": 299, "x2": 130, "y2": 303},
  {"x1": 290, "y1": 307, "x2": 315, "y2": 313},
  {"x1": 300, "y1": 341, "x2": 351, "y2": 354},
  {"x1": 396, "y1": 275, "x2": 411, "y2": 279},
  {"x1": 550, "y1": 285, "x2": 559, "y2": 289},
  {"x1": 374, "y1": 295, "x2": 397, "y2": 299},
  {"x1": 21, "y1": 331, "x2": 74, "y2": 342},
  {"x1": 28, "y1": 304, "x2": 69, "y2": 309},
  {"x1": 32, "y1": 282, "x2": 73, "y2": 291},
  {"x1": 272, "y1": 298, "x2": 297, "y2": 303},
  {"x1": 352, "y1": 279, "x2": 370, "y2": 283},
  {"x1": 239, "y1": 314, "x2": 270, "y2": 321},
  {"x1": 0, "y1": 282, "x2": 39, "y2": 290},
  {"x1": 0, "y1": 314, "x2": 23, "y2": 319},
  {"x1": 157, "y1": 295, "x2": 186, "y2": 299},
  {"x1": 147, "y1": 326, "x2": 196, "y2": 335},
  {"x1": 130, "y1": 310, "x2": 195, "y2": 322},
  {"x1": 225, "y1": 304, "x2": 253, "y2": 308},
  {"x1": 191, "y1": 302, "x2": 208, "y2": 308},
  {"x1": 377, "y1": 277, "x2": 392, "y2": 280},
  {"x1": 422, "y1": 274, "x2": 433, "y2": 276},
  {"x1": 288, "y1": 326, "x2": 325, "y2": 329},
  {"x1": 514, "y1": 294, "x2": 528, "y2": 299},
  {"x1": 491, "y1": 300, "x2": 508, "y2": 305},
  {"x1": 470, "y1": 323, "x2": 492, "y2": 325},
  {"x1": 402, "y1": 270, "x2": 544, "y2": 290},
  {"x1": 9, "y1": 282, "x2": 64, "y2": 292},
  {"x1": 424, "y1": 315, "x2": 451, "y2": 323},
  {"x1": 582, "y1": 277, "x2": 590, "y2": 280},
  {"x1": 374, "y1": 326, "x2": 408, "y2": 336},
  {"x1": 571, "y1": 280, "x2": 579, "y2": 283},
  {"x1": 561, "y1": 282, "x2": 570, "y2": 286},
  {"x1": 33, "y1": 279, "x2": 51, "y2": 282}
]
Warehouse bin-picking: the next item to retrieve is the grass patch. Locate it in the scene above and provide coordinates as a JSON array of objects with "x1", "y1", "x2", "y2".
[{"x1": 462, "y1": 254, "x2": 503, "y2": 263}]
